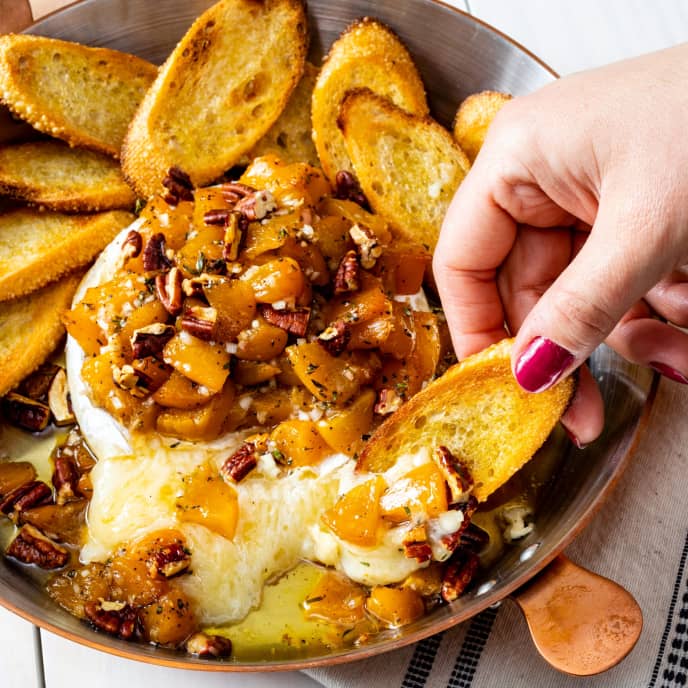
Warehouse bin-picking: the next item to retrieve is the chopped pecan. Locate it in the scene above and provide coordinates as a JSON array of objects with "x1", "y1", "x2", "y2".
[
  {"x1": 48, "y1": 368, "x2": 74, "y2": 427},
  {"x1": 459, "y1": 522, "x2": 490, "y2": 553},
  {"x1": 403, "y1": 525, "x2": 433, "y2": 563},
  {"x1": 155, "y1": 267, "x2": 183, "y2": 316},
  {"x1": 222, "y1": 211, "x2": 248, "y2": 261},
  {"x1": 374, "y1": 388, "x2": 403, "y2": 415},
  {"x1": 0, "y1": 480, "x2": 53, "y2": 517},
  {"x1": 0, "y1": 461, "x2": 36, "y2": 496},
  {"x1": 20, "y1": 500, "x2": 86, "y2": 546},
  {"x1": 234, "y1": 189, "x2": 276, "y2": 221},
  {"x1": 221, "y1": 443, "x2": 258, "y2": 483},
  {"x1": 131, "y1": 323, "x2": 175, "y2": 359},
  {"x1": 18, "y1": 364, "x2": 60, "y2": 401},
  {"x1": 6, "y1": 525, "x2": 69, "y2": 569},
  {"x1": 162, "y1": 166, "x2": 194, "y2": 206},
  {"x1": 259, "y1": 304, "x2": 310, "y2": 337},
  {"x1": 334, "y1": 250, "x2": 361, "y2": 294},
  {"x1": 434, "y1": 446, "x2": 473, "y2": 504},
  {"x1": 186, "y1": 632, "x2": 233, "y2": 658},
  {"x1": 349, "y1": 223, "x2": 382, "y2": 269},
  {"x1": 147, "y1": 543, "x2": 191, "y2": 579},
  {"x1": 317, "y1": 320, "x2": 350, "y2": 356},
  {"x1": 143, "y1": 232, "x2": 173, "y2": 272},
  {"x1": 52, "y1": 452, "x2": 79, "y2": 505},
  {"x1": 84, "y1": 601, "x2": 141, "y2": 640},
  {"x1": 112, "y1": 364, "x2": 148, "y2": 398},
  {"x1": 334, "y1": 170, "x2": 369, "y2": 209},
  {"x1": 203, "y1": 208, "x2": 231, "y2": 225},
  {"x1": 181, "y1": 304, "x2": 218, "y2": 340},
  {"x1": 437, "y1": 496, "x2": 478, "y2": 559},
  {"x1": 2, "y1": 392, "x2": 51, "y2": 432},
  {"x1": 221, "y1": 181, "x2": 256, "y2": 205},
  {"x1": 120, "y1": 229, "x2": 143, "y2": 266},
  {"x1": 441, "y1": 548, "x2": 479, "y2": 602},
  {"x1": 181, "y1": 273, "x2": 225, "y2": 297}
]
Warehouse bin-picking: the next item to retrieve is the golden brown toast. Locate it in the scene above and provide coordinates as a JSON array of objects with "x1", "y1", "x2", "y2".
[
  {"x1": 0, "y1": 209, "x2": 134, "y2": 301},
  {"x1": 0, "y1": 273, "x2": 81, "y2": 397},
  {"x1": 0, "y1": 140, "x2": 135, "y2": 211},
  {"x1": 453, "y1": 90, "x2": 511, "y2": 163},
  {"x1": 122, "y1": 0, "x2": 308, "y2": 198},
  {"x1": 357, "y1": 338, "x2": 574, "y2": 502},
  {"x1": 249, "y1": 62, "x2": 319, "y2": 166},
  {"x1": 0, "y1": 34, "x2": 157, "y2": 158},
  {"x1": 311, "y1": 17, "x2": 428, "y2": 184},
  {"x1": 339, "y1": 89, "x2": 470, "y2": 251}
]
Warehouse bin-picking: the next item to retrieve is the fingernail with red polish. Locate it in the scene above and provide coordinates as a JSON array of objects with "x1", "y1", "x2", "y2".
[
  {"x1": 514, "y1": 337, "x2": 575, "y2": 393},
  {"x1": 649, "y1": 361, "x2": 688, "y2": 384},
  {"x1": 564, "y1": 427, "x2": 587, "y2": 450}
]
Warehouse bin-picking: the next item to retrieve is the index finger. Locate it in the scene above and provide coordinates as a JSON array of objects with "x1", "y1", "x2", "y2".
[{"x1": 433, "y1": 163, "x2": 516, "y2": 359}]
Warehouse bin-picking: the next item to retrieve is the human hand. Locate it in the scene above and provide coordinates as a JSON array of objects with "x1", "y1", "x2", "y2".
[{"x1": 434, "y1": 44, "x2": 688, "y2": 446}]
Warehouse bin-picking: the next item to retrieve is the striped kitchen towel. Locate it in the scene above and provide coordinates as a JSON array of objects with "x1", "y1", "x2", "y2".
[{"x1": 307, "y1": 380, "x2": 688, "y2": 688}]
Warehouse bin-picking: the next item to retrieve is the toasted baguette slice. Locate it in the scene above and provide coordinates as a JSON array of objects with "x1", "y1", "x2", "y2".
[
  {"x1": 0, "y1": 34, "x2": 157, "y2": 158},
  {"x1": 339, "y1": 89, "x2": 469, "y2": 251},
  {"x1": 357, "y1": 338, "x2": 574, "y2": 502},
  {"x1": 453, "y1": 90, "x2": 511, "y2": 163},
  {"x1": 249, "y1": 62, "x2": 319, "y2": 166},
  {"x1": 122, "y1": 0, "x2": 308, "y2": 198},
  {"x1": 0, "y1": 209, "x2": 134, "y2": 301},
  {"x1": 311, "y1": 17, "x2": 428, "y2": 184},
  {"x1": 0, "y1": 273, "x2": 81, "y2": 397},
  {"x1": 0, "y1": 141, "x2": 136, "y2": 211}
]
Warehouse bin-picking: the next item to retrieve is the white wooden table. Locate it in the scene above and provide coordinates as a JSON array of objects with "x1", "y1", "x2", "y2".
[{"x1": 3, "y1": 0, "x2": 688, "y2": 686}]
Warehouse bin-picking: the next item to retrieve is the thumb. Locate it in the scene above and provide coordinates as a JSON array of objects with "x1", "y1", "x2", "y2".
[{"x1": 511, "y1": 202, "x2": 670, "y2": 392}]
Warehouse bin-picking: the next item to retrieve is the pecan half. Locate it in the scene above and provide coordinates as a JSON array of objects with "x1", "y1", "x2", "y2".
[
  {"x1": 234, "y1": 189, "x2": 276, "y2": 221},
  {"x1": 2, "y1": 392, "x2": 51, "y2": 432},
  {"x1": 434, "y1": 446, "x2": 473, "y2": 504},
  {"x1": 18, "y1": 364, "x2": 60, "y2": 401},
  {"x1": 162, "y1": 166, "x2": 194, "y2": 206},
  {"x1": 441, "y1": 548, "x2": 479, "y2": 602},
  {"x1": 459, "y1": 522, "x2": 490, "y2": 553},
  {"x1": 221, "y1": 443, "x2": 258, "y2": 483},
  {"x1": 84, "y1": 601, "x2": 140, "y2": 640},
  {"x1": 334, "y1": 170, "x2": 369, "y2": 209},
  {"x1": 52, "y1": 452, "x2": 79, "y2": 505},
  {"x1": 155, "y1": 267, "x2": 183, "y2": 316},
  {"x1": 221, "y1": 181, "x2": 256, "y2": 205},
  {"x1": 349, "y1": 223, "x2": 382, "y2": 269},
  {"x1": 437, "y1": 496, "x2": 478, "y2": 559},
  {"x1": 143, "y1": 232, "x2": 173, "y2": 272},
  {"x1": 131, "y1": 323, "x2": 175, "y2": 359},
  {"x1": 317, "y1": 320, "x2": 350, "y2": 356},
  {"x1": 0, "y1": 480, "x2": 53, "y2": 517},
  {"x1": 181, "y1": 304, "x2": 218, "y2": 340},
  {"x1": 147, "y1": 543, "x2": 191, "y2": 580},
  {"x1": 259, "y1": 305, "x2": 310, "y2": 337},
  {"x1": 48, "y1": 368, "x2": 75, "y2": 427},
  {"x1": 186, "y1": 632, "x2": 232, "y2": 658},
  {"x1": 120, "y1": 229, "x2": 143, "y2": 266},
  {"x1": 222, "y1": 211, "x2": 248, "y2": 261},
  {"x1": 334, "y1": 250, "x2": 361, "y2": 294},
  {"x1": 112, "y1": 364, "x2": 148, "y2": 398},
  {"x1": 203, "y1": 208, "x2": 231, "y2": 226},
  {"x1": 403, "y1": 525, "x2": 433, "y2": 563},
  {"x1": 6, "y1": 525, "x2": 69, "y2": 569},
  {"x1": 374, "y1": 388, "x2": 403, "y2": 416}
]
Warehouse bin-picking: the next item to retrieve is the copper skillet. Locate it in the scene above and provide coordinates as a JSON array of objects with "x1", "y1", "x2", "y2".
[{"x1": 0, "y1": 0, "x2": 656, "y2": 676}]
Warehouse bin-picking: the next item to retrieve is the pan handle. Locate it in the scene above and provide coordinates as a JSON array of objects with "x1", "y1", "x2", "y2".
[
  {"x1": 511, "y1": 554, "x2": 642, "y2": 675},
  {"x1": 0, "y1": 0, "x2": 32, "y2": 33}
]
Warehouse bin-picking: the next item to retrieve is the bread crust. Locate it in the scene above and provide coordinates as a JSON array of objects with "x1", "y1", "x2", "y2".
[
  {"x1": 339, "y1": 88, "x2": 469, "y2": 251},
  {"x1": 453, "y1": 90, "x2": 512, "y2": 163},
  {"x1": 0, "y1": 273, "x2": 82, "y2": 397},
  {"x1": 0, "y1": 34, "x2": 157, "y2": 158},
  {"x1": 0, "y1": 208, "x2": 135, "y2": 301},
  {"x1": 311, "y1": 17, "x2": 428, "y2": 184},
  {"x1": 0, "y1": 141, "x2": 135, "y2": 211},
  {"x1": 357, "y1": 338, "x2": 575, "y2": 502},
  {"x1": 122, "y1": 0, "x2": 308, "y2": 197}
]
